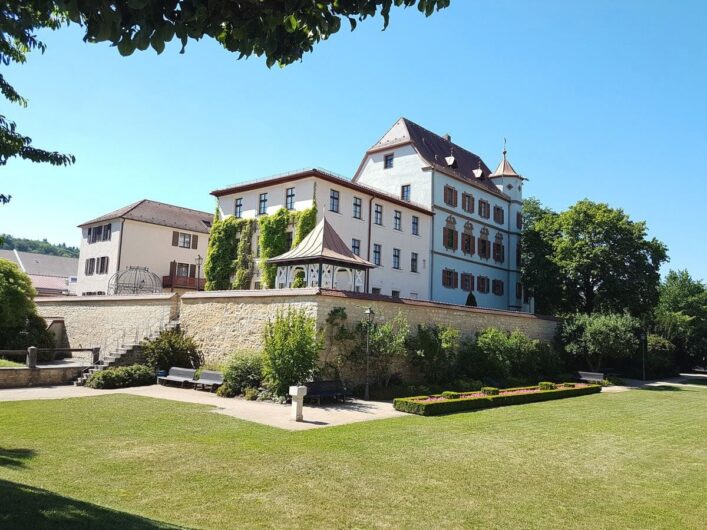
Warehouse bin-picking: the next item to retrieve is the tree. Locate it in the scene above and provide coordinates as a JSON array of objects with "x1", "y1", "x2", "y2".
[
  {"x1": 360, "y1": 312, "x2": 409, "y2": 387},
  {"x1": 524, "y1": 199, "x2": 667, "y2": 317},
  {"x1": 1, "y1": 1, "x2": 449, "y2": 174},
  {"x1": 561, "y1": 313, "x2": 639, "y2": 371},
  {"x1": 409, "y1": 324, "x2": 461, "y2": 384},
  {"x1": 0, "y1": 234, "x2": 80, "y2": 257},
  {"x1": 654, "y1": 270, "x2": 707, "y2": 369}
]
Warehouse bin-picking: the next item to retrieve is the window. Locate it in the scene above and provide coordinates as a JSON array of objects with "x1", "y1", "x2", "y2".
[
  {"x1": 352, "y1": 238, "x2": 361, "y2": 256},
  {"x1": 391, "y1": 290, "x2": 400, "y2": 298},
  {"x1": 97, "y1": 256, "x2": 109, "y2": 274},
  {"x1": 493, "y1": 234, "x2": 505, "y2": 263},
  {"x1": 479, "y1": 200, "x2": 490, "y2": 218},
  {"x1": 372, "y1": 287, "x2": 381, "y2": 295},
  {"x1": 477, "y1": 276, "x2": 490, "y2": 294},
  {"x1": 462, "y1": 193, "x2": 474, "y2": 213},
  {"x1": 393, "y1": 248, "x2": 401, "y2": 269},
  {"x1": 176, "y1": 263, "x2": 191, "y2": 277},
  {"x1": 384, "y1": 153, "x2": 394, "y2": 169},
  {"x1": 442, "y1": 268, "x2": 458, "y2": 288},
  {"x1": 286, "y1": 187, "x2": 295, "y2": 210},
  {"x1": 412, "y1": 215, "x2": 419, "y2": 235},
  {"x1": 516, "y1": 244, "x2": 522, "y2": 267},
  {"x1": 479, "y1": 228, "x2": 491, "y2": 258},
  {"x1": 411, "y1": 252, "x2": 418, "y2": 273},
  {"x1": 494, "y1": 206, "x2": 505, "y2": 224},
  {"x1": 329, "y1": 189, "x2": 340, "y2": 213},
  {"x1": 394, "y1": 210, "x2": 402, "y2": 231},
  {"x1": 254, "y1": 281, "x2": 261, "y2": 290},
  {"x1": 102, "y1": 225, "x2": 111, "y2": 241},
  {"x1": 177, "y1": 232, "x2": 192, "y2": 248},
  {"x1": 258, "y1": 193, "x2": 268, "y2": 215},
  {"x1": 516, "y1": 211, "x2": 523, "y2": 230},
  {"x1": 462, "y1": 233, "x2": 475, "y2": 255},
  {"x1": 373, "y1": 244, "x2": 381, "y2": 266},
  {"x1": 84, "y1": 258, "x2": 95, "y2": 276},
  {"x1": 285, "y1": 231, "x2": 293, "y2": 249},
  {"x1": 516, "y1": 282, "x2": 523, "y2": 300},
  {"x1": 401, "y1": 185, "x2": 411, "y2": 201},
  {"x1": 374, "y1": 204, "x2": 383, "y2": 225},
  {"x1": 444, "y1": 185, "x2": 458, "y2": 207},
  {"x1": 353, "y1": 197, "x2": 362, "y2": 219},
  {"x1": 235, "y1": 198, "x2": 243, "y2": 218},
  {"x1": 461, "y1": 273, "x2": 474, "y2": 291},
  {"x1": 88, "y1": 224, "x2": 111, "y2": 244},
  {"x1": 492, "y1": 279, "x2": 505, "y2": 296},
  {"x1": 443, "y1": 226, "x2": 458, "y2": 250}
]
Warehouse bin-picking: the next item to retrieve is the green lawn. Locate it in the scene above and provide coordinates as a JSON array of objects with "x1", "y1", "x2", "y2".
[
  {"x1": 0, "y1": 359, "x2": 23, "y2": 367},
  {"x1": 0, "y1": 388, "x2": 705, "y2": 529}
]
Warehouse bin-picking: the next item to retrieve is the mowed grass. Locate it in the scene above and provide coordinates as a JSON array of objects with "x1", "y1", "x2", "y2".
[
  {"x1": 0, "y1": 387, "x2": 705, "y2": 529},
  {"x1": 0, "y1": 359, "x2": 23, "y2": 367}
]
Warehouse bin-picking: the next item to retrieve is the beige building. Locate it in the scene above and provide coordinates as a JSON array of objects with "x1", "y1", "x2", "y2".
[{"x1": 76, "y1": 199, "x2": 211, "y2": 295}]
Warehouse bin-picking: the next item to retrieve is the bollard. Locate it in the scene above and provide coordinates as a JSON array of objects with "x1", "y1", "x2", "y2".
[
  {"x1": 289, "y1": 385, "x2": 308, "y2": 422},
  {"x1": 26, "y1": 346, "x2": 38, "y2": 369}
]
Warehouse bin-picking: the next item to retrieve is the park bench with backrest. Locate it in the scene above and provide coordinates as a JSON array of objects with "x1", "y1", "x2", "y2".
[
  {"x1": 305, "y1": 380, "x2": 349, "y2": 404},
  {"x1": 158, "y1": 367, "x2": 197, "y2": 387},
  {"x1": 194, "y1": 370, "x2": 224, "y2": 392},
  {"x1": 578, "y1": 371, "x2": 605, "y2": 383}
]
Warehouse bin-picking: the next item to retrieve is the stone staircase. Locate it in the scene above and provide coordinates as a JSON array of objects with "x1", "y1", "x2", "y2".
[{"x1": 74, "y1": 319, "x2": 180, "y2": 386}]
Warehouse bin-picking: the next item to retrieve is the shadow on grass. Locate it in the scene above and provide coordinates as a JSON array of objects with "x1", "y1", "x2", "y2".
[
  {"x1": 0, "y1": 479, "x2": 188, "y2": 529},
  {"x1": 639, "y1": 385, "x2": 683, "y2": 392},
  {"x1": 0, "y1": 447, "x2": 36, "y2": 468}
]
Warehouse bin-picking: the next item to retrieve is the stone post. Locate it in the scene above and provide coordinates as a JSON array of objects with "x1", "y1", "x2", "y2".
[
  {"x1": 26, "y1": 346, "x2": 37, "y2": 369},
  {"x1": 289, "y1": 385, "x2": 307, "y2": 422}
]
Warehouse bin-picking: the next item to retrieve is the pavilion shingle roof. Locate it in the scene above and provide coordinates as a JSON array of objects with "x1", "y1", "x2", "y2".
[
  {"x1": 79, "y1": 199, "x2": 212, "y2": 234},
  {"x1": 268, "y1": 218, "x2": 374, "y2": 268}
]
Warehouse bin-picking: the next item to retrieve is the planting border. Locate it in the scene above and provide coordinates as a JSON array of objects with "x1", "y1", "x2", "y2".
[{"x1": 393, "y1": 384, "x2": 602, "y2": 416}]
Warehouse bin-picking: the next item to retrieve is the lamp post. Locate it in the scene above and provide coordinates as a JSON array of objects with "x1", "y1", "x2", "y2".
[
  {"x1": 364, "y1": 307, "x2": 375, "y2": 401},
  {"x1": 639, "y1": 330, "x2": 647, "y2": 381},
  {"x1": 195, "y1": 254, "x2": 203, "y2": 292}
]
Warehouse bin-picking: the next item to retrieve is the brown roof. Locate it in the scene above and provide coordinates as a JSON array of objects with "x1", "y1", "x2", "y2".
[
  {"x1": 79, "y1": 199, "x2": 212, "y2": 234},
  {"x1": 490, "y1": 151, "x2": 522, "y2": 178},
  {"x1": 210, "y1": 168, "x2": 433, "y2": 215},
  {"x1": 268, "y1": 218, "x2": 374, "y2": 268},
  {"x1": 365, "y1": 118, "x2": 510, "y2": 200}
]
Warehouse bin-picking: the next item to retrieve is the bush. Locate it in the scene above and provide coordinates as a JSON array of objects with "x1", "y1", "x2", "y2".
[
  {"x1": 481, "y1": 386, "x2": 499, "y2": 396},
  {"x1": 243, "y1": 387, "x2": 258, "y2": 400},
  {"x1": 441, "y1": 391, "x2": 461, "y2": 399},
  {"x1": 141, "y1": 328, "x2": 202, "y2": 371},
  {"x1": 561, "y1": 313, "x2": 639, "y2": 371},
  {"x1": 562, "y1": 382, "x2": 576, "y2": 388},
  {"x1": 539, "y1": 381, "x2": 556, "y2": 390},
  {"x1": 393, "y1": 384, "x2": 602, "y2": 416},
  {"x1": 85, "y1": 364, "x2": 154, "y2": 389},
  {"x1": 262, "y1": 308, "x2": 322, "y2": 396},
  {"x1": 408, "y1": 324, "x2": 461, "y2": 385},
  {"x1": 645, "y1": 334, "x2": 679, "y2": 378},
  {"x1": 222, "y1": 354, "x2": 263, "y2": 396}
]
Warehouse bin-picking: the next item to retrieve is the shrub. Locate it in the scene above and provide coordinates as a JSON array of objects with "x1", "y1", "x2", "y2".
[
  {"x1": 561, "y1": 313, "x2": 639, "y2": 371},
  {"x1": 408, "y1": 324, "x2": 461, "y2": 384},
  {"x1": 85, "y1": 364, "x2": 154, "y2": 389},
  {"x1": 441, "y1": 391, "x2": 461, "y2": 399},
  {"x1": 539, "y1": 381, "x2": 556, "y2": 390},
  {"x1": 243, "y1": 387, "x2": 258, "y2": 400},
  {"x1": 262, "y1": 308, "x2": 322, "y2": 396},
  {"x1": 645, "y1": 334, "x2": 679, "y2": 378},
  {"x1": 481, "y1": 386, "x2": 499, "y2": 396},
  {"x1": 141, "y1": 328, "x2": 203, "y2": 371},
  {"x1": 562, "y1": 382, "x2": 576, "y2": 388},
  {"x1": 222, "y1": 354, "x2": 263, "y2": 396}
]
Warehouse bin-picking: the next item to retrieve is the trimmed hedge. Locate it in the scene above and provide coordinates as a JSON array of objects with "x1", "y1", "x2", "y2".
[
  {"x1": 393, "y1": 384, "x2": 602, "y2": 416},
  {"x1": 85, "y1": 364, "x2": 155, "y2": 389}
]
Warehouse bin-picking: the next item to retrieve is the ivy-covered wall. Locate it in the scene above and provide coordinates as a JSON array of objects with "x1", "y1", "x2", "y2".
[{"x1": 204, "y1": 203, "x2": 317, "y2": 290}]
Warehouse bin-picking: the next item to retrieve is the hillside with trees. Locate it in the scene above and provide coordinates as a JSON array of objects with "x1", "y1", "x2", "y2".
[{"x1": 1, "y1": 234, "x2": 79, "y2": 258}]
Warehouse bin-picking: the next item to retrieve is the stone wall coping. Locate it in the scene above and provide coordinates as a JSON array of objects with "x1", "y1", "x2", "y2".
[
  {"x1": 181, "y1": 288, "x2": 320, "y2": 299},
  {"x1": 36, "y1": 293, "x2": 178, "y2": 303}
]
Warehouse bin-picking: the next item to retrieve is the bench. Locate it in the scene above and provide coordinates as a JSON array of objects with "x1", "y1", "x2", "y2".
[
  {"x1": 305, "y1": 380, "x2": 349, "y2": 404},
  {"x1": 578, "y1": 371, "x2": 605, "y2": 383},
  {"x1": 157, "y1": 367, "x2": 197, "y2": 387},
  {"x1": 194, "y1": 370, "x2": 224, "y2": 392}
]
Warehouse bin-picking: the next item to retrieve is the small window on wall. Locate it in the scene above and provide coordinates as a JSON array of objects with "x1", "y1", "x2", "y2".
[
  {"x1": 394, "y1": 210, "x2": 402, "y2": 231},
  {"x1": 102, "y1": 225, "x2": 111, "y2": 241},
  {"x1": 410, "y1": 252, "x2": 418, "y2": 273},
  {"x1": 286, "y1": 187, "x2": 295, "y2": 210},
  {"x1": 372, "y1": 287, "x2": 382, "y2": 295},
  {"x1": 173, "y1": 231, "x2": 199, "y2": 249},
  {"x1": 178, "y1": 232, "x2": 191, "y2": 248},
  {"x1": 352, "y1": 238, "x2": 361, "y2": 256},
  {"x1": 401, "y1": 184, "x2": 411, "y2": 201},
  {"x1": 462, "y1": 193, "x2": 474, "y2": 213},
  {"x1": 97, "y1": 256, "x2": 110, "y2": 274},
  {"x1": 392, "y1": 248, "x2": 401, "y2": 269},
  {"x1": 492, "y1": 279, "x2": 505, "y2": 296},
  {"x1": 444, "y1": 185, "x2": 458, "y2": 207},
  {"x1": 374, "y1": 204, "x2": 383, "y2": 225},
  {"x1": 442, "y1": 268, "x2": 458, "y2": 288},
  {"x1": 258, "y1": 193, "x2": 268, "y2": 215},
  {"x1": 384, "y1": 153, "x2": 394, "y2": 169},
  {"x1": 353, "y1": 197, "x2": 362, "y2": 219},
  {"x1": 477, "y1": 276, "x2": 490, "y2": 293},
  {"x1": 84, "y1": 258, "x2": 95, "y2": 276},
  {"x1": 412, "y1": 216, "x2": 419, "y2": 235},
  {"x1": 461, "y1": 273, "x2": 474, "y2": 292},
  {"x1": 373, "y1": 244, "x2": 382, "y2": 266},
  {"x1": 235, "y1": 198, "x2": 243, "y2": 218},
  {"x1": 391, "y1": 290, "x2": 400, "y2": 298},
  {"x1": 493, "y1": 206, "x2": 505, "y2": 224},
  {"x1": 478, "y1": 200, "x2": 490, "y2": 219},
  {"x1": 329, "y1": 189, "x2": 340, "y2": 213}
]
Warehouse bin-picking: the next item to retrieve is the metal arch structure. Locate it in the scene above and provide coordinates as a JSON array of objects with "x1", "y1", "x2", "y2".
[{"x1": 107, "y1": 266, "x2": 162, "y2": 295}]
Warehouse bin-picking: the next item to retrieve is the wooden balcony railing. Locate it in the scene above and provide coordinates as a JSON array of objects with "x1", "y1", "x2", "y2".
[{"x1": 162, "y1": 275, "x2": 206, "y2": 290}]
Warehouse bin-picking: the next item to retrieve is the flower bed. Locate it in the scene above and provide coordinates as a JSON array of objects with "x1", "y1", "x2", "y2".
[{"x1": 393, "y1": 383, "x2": 601, "y2": 416}]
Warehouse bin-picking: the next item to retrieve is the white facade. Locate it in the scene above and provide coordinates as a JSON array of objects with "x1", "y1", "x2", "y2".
[{"x1": 214, "y1": 171, "x2": 433, "y2": 300}]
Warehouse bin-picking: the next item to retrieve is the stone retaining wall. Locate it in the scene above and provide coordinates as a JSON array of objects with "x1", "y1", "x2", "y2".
[
  {"x1": 36, "y1": 294, "x2": 179, "y2": 357},
  {"x1": 0, "y1": 366, "x2": 85, "y2": 388}
]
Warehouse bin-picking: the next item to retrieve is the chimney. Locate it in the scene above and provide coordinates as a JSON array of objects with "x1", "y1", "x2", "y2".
[{"x1": 443, "y1": 133, "x2": 451, "y2": 142}]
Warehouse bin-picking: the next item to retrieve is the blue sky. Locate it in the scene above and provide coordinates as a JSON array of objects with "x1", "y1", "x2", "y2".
[{"x1": 1, "y1": 0, "x2": 705, "y2": 279}]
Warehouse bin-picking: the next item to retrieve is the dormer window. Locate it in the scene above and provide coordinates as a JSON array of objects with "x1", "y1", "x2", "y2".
[{"x1": 384, "y1": 153, "x2": 394, "y2": 169}]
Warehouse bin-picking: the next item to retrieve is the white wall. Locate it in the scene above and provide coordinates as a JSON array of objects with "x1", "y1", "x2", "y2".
[{"x1": 76, "y1": 220, "x2": 122, "y2": 295}]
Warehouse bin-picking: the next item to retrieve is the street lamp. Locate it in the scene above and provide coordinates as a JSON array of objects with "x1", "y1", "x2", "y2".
[
  {"x1": 364, "y1": 307, "x2": 375, "y2": 401},
  {"x1": 195, "y1": 254, "x2": 203, "y2": 292}
]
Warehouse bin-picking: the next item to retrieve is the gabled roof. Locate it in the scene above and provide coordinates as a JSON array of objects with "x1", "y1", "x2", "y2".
[
  {"x1": 268, "y1": 218, "x2": 374, "y2": 268},
  {"x1": 0, "y1": 249, "x2": 78, "y2": 278},
  {"x1": 366, "y1": 117, "x2": 507, "y2": 198},
  {"x1": 490, "y1": 151, "x2": 521, "y2": 178},
  {"x1": 79, "y1": 199, "x2": 212, "y2": 234}
]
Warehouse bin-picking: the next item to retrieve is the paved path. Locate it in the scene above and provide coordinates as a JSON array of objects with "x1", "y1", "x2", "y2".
[{"x1": 0, "y1": 384, "x2": 407, "y2": 431}]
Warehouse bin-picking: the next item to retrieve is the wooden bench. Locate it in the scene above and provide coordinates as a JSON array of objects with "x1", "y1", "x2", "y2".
[
  {"x1": 578, "y1": 371, "x2": 605, "y2": 383},
  {"x1": 194, "y1": 370, "x2": 224, "y2": 392},
  {"x1": 305, "y1": 380, "x2": 349, "y2": 404},
  {"x1": 157, "y1": 367, "x2": 197, "y2": 387}
]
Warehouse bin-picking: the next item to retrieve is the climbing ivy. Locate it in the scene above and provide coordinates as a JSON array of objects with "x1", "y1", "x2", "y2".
[
  {"x1": 204, "y1": 216, "x2": 252, "y2": 290},
  {"x1": 258, "y1": 208, "x2": 292, "y2": 288},
  {"x1": 292, "y1": 270, "x2": 306, "y2": 288},
  {"x1": 291, "y1": 203, "x2": 318, "y2": 247},
  {"x1": 232, "y1": 219, "x2": 254, "y2": 289}
]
